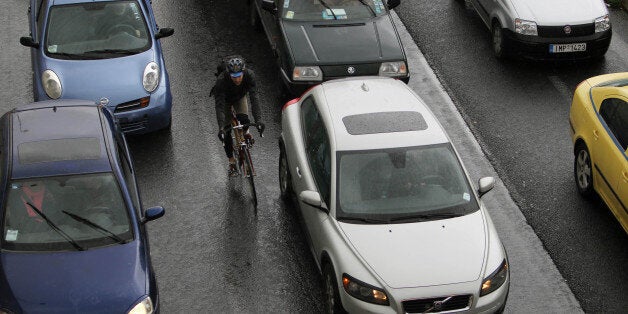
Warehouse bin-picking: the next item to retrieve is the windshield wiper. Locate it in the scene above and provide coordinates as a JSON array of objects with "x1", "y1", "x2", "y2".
[
  {"x1": 48, "y1": 52, "x2": 83, "y2": 59},
  {"x1": 82, "y1": 49, "x2": 136, "y2": 55},
  {"x1": 337, "y1": 216, "x2": 390, "y2": 224},
  {"x1": 357, "y1": 0, "x2": 376, "y2": 17},
  {"x1": 62, "y1": 210, "x2": 126, "y2": 244},
  {"x1": 25, "y1": 202, "x2": 84, "y2": 251},
  {"x1": 388, "y1": 213, "x2": 461, "y2": 223},
  {"x1": 316, "y1": 0, "x2": 337, "y2": 20}
]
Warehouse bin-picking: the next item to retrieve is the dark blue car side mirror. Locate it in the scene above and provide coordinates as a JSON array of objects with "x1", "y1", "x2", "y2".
[
  {"x1": 143, "y1": 206, "x2": 165, "y2": 223},
  {"x1": 387, "y1": 0, "x2": 400, "y2": 10},
  {"x1": 20, "y1": 36, "x2": 39, "y2": 48},
  {"x1": 154, "y1": 28, "x2": 174, "y2": 40}
]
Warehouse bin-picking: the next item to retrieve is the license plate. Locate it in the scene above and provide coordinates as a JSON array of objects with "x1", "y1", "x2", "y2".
[{"x1": 549, "y1": 43, "x2": 587, "y2": 53}]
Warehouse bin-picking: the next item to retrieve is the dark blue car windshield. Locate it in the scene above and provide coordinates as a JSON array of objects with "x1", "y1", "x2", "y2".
[
  {"x1": 45, "y1": 0, "x2": 151, "y2": 59},
  {"x1": 2, "y1": 173, "x2": 133, "y2": 251}
]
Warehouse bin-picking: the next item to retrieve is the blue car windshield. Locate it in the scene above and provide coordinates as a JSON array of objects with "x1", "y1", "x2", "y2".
[
  {"x1": 2, "y1": 173, "x2": 133, "y2": 251},
  {"x1": 281, "y1": 0, "x2": 386, "y2": 21},
  {"x1": 336, "y1": 144, "x2": 479, "y2": 222},
  {"x1": 45, "y1": 1, "x2": 151, "y2": 59}
]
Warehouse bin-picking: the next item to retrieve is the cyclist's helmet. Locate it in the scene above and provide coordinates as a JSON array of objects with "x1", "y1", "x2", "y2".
[{"x1": 227, "y1": 57, "x2": 245, "y2": 78}]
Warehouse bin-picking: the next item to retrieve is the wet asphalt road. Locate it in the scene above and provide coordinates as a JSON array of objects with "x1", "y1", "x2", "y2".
[
  {"x1": 395, "y1": 1, "x2": 628, "y2": 313},
  {"x1": 0, "y1": 0, "x2": 626, "y2": 312}
]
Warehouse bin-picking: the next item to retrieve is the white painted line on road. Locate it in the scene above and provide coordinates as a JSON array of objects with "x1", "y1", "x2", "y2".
[
  {"x1": 548, "y1": 75, "x2": 573, "y2": 103},
  {"x1": 390, "y1": 10, "x2": 583, "y2": 313}
]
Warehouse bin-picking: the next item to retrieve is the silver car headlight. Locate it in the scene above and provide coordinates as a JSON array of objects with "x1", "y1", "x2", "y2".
[
  {"x1": 594, "y1": 15, "x2": 610, "y2": 33},
  {"x1": 42, "y1": 70, "x2": 62, "y2": 99},
  {"x1": 143, "y1": 62, "x2": 160, "y2": 92},
  {"x1": 379, "y1": 61, "x2": 407, "y2": 77},
  {"x1": 480, "y1": 259, "x2": 509, "y2": 296},
  {"x1": 128, "y1": 296, "x2": 153, "y2": 314},
  {"x1": 342, "y1": 273, "x2": 389, "y2": 306},
  {"x1": 292, "y1": 66, "x2": 322, "y2": 81},
  {"x1": 515, "y1": 18, "x2": 537, "y2": 36}
]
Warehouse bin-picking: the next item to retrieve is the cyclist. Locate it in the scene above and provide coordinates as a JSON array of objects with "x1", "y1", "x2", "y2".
[{"x1": 213, "y1": 57, "x2": 264, "y2": 176}]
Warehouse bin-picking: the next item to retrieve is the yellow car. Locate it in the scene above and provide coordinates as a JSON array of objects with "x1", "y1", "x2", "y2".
[{"x1": 569, "y1": 72, "x2": 628, "y2": 233}]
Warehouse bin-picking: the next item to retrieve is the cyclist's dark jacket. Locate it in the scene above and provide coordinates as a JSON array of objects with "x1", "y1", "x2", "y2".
[{"x1": 213, "y1": 68, "x2": 262, "y2": 128}]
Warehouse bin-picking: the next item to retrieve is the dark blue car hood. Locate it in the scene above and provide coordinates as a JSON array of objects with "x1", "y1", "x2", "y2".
[{"x1": 1, "y1": 241, "x2": 147, "y2": 313}]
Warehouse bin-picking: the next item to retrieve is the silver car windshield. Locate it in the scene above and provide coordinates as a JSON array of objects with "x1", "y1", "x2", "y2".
[
  {"x1": 282, "y1": 0, "x2": 386, "y2": 21},
  {"x1": 45, "y1": 0, "x2": 150, "y2": 59},
  {"x1": 337, "y1": 144, "x2": 479, "y2": 222},
  {"x1": 2, "y1": 173, "x2": 133, "y2": 251}
]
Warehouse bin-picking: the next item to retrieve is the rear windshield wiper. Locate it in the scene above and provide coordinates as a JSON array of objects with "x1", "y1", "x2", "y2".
[
  {"x1": 316, "y1": 0, "x2": 337, "y2": 20},
  {"x1": 62, "y1": 210, "x2": 126, "y2": 244},
  {"x1": 337, "y1": 216, "x2": 389, "y2": 224},
  {"x1": 388, "y1": 213, "x2": 461, "y2": 223},
  {"x1": 357, "y1": 0, "x2": 376, "y2": 17},
  {"x1": 25, "y1": 202, "x2": 84, "y2": 251}
]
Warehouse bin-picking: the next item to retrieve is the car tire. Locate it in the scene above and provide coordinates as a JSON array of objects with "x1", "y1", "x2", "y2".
[
  {"x1": 279, "y1": 142, "x2": 293, "y2": 201},
  {"x1": 574, "y1": 143, "x2": 595, "y2": 198},
  {"x1": 249, "y1": 2, "x2": 262, "y2": 31},
  {"x1": 323, "y1": 263, "x2": 347, "y2": 314},
  {"x1": 492, "y1": 21, "x2": 507, "y2": 59}
]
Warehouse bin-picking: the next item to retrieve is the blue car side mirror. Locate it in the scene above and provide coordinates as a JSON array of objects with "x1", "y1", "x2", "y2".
[
  {"x1": 20, "y1": 36, "x2": 39, "y2": 48},
  {"x1": 144, "y1": 206, "x2": 165, "y2": 223},
  {"x1": 154, "y1": 28, "x2": 174, "y2": 40}
]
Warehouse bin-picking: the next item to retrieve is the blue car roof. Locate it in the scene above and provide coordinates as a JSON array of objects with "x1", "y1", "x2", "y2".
[{"x1": 9, "y1": 100, "x2": 114, "y2": 179}]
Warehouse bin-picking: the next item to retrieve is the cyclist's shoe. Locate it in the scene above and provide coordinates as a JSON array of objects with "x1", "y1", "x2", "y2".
[
  {"x1": 244, "y1": 132, "x2": 255, "y2": 146},
  {"x1": 228, "y1": 163, "x2": 239, "y2": 177}
]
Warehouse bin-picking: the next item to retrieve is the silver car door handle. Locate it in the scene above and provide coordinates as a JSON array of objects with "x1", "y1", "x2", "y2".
[{"x1": 296, "y1": 166, "x2": 302, "y2": 178}]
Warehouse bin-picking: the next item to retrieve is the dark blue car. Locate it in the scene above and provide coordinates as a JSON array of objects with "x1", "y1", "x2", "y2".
[
  {"x1": 0, "y1": 100, "x2": 164, "y2": 313},
  {"x1": 20, "y1": 0, "x2": 174, "y2": 134}
]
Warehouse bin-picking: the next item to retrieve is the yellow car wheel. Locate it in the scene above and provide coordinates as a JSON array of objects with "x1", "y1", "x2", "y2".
[{"x1": 574, "y1": 144, "x2": 594, "y2": 197}]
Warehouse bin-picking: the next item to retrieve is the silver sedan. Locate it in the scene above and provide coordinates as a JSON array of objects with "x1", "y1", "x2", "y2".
[{"x1": 278, "y1": 77, "x2": 510, "y2": 313}]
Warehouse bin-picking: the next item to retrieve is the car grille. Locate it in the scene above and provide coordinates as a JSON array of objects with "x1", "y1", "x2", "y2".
[
  {"x1": 114, "y1": 97, "x2": 150, "y2": 113},
  {"x1": 402, "y1": 294, "x2": 472, "y2": 313},
  {"x1": 537, "y1": 23, "x2": 595, "y2": 38},
  {"x1": 120, "y1": 118, "x2": 148, "y2": 132},
  {"x1": 320, "y1": 63, "x2": 380, "y2": 79}
]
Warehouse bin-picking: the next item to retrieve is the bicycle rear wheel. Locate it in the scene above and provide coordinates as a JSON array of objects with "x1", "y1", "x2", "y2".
[{"x1": 243, "y1": 147, "x2": 258, "y2": 210}]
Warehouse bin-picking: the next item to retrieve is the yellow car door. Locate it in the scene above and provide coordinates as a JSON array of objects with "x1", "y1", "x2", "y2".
[
  {"x1": 618, "y1": 150, "x2": 628, "y2": 232},
  {"x1": 591, "y1": 90, "x2": 628, "y2": 231}
]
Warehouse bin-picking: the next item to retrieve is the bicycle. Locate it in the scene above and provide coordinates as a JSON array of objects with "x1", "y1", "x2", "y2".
[{"x1": 221, "y1": 111, "x2": 264, "y2": 209}]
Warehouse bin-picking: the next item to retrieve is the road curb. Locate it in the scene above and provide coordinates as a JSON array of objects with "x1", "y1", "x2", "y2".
[{"x1": 390, "y1": 10, "x2": 583, "y2": 313}]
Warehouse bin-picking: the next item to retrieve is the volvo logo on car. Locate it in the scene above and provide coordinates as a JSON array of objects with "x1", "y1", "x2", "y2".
[
  {"x1": 347, "y1": 66, "x2": 356, "y2": 74},
  {"x1": 564, "y1": 25, "x2": 572, "y2": 35}
]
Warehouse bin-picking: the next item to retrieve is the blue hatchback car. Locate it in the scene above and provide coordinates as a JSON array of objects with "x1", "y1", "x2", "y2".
[
  {"x1": 20, "y1": 0, "x2": 174, "y2": 134},
  {"x1": 0, "y1": 100, "x2": 164, "y2": 313}
]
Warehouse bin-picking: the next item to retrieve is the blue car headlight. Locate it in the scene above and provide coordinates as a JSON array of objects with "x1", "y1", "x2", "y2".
[
  {"x1": 128, "y1": 296, "x2": 153, "y2": 314},
  {"x1": 42, "y1": 69, "x2": 62, "y2": 99},
  {"x1": 143, "y1": 62, "x2": 160, "y2": 92},
  {"x1": 342, "y1": 273, "x2": 389, "y2": 306},
  {"x1": 480, "y1": 259, "x2": 509, "y2": 296}
]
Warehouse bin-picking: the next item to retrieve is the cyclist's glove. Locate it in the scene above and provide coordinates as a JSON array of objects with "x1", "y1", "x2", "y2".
[
  {"x1": 256, "y1": 122, "x2": 265, "y2": 133},
  {"x1": 218, "y1": 129, "x2": 225, "y2": 142}
]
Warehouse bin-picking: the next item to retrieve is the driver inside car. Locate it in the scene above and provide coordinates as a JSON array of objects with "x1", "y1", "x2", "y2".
[{"x1": 96, "y1": 2, "x2": 143, "y2": 38}]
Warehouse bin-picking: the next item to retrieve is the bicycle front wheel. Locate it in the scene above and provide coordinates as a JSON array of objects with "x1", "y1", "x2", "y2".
[{"x1": 243, "y1": 147, "x2": 258, "y2": 210}]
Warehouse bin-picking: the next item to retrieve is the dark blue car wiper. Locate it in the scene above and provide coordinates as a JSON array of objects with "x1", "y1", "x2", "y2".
[
  {"x1": 62, "y1": 210, "x2": 126, "y2": 244},
  {"x1": 25, "y1": 202, "x2": 85, "y2": 251}
]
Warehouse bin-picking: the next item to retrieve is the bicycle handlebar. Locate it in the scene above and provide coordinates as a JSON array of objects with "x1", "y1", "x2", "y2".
[{"x1": 222, "y1": 123, "x2": 264, "y2": 136}]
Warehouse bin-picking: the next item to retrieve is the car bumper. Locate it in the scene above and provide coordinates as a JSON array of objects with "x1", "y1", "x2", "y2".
[
  {"x1": 108, "y1": 85, "x2": 172, "y2": 134},
  {"x1": 503, "y1": 29, "x2": 612, "y2": 60},
  {"x1": 280, "y1": 68, "x2": 409, "y2": 97}
]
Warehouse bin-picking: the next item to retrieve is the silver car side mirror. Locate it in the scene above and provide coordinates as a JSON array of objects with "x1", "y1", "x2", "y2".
[
  {"x1": 478, "y1": 177, "x2": 495, "y2": 198},
  {"x1": 299, "y1": 190, "x2": 328, "y2": 212}
]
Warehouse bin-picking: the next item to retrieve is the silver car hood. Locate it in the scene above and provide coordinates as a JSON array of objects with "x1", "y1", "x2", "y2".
[
  {"x1": 339, "y1": 211, "x2": 486, "y2": 288},
  {"x1": 511, "y1": 0, "x2": 607, "y2": 25}
]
